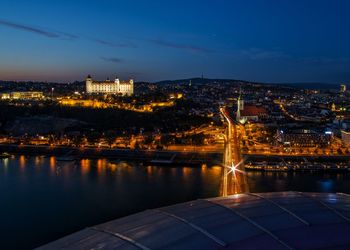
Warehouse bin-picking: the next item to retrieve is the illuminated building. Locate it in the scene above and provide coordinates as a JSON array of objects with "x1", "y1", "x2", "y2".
[
  {"x1": 341, "y1": 130, "x2": 350, "y2": 145},
  {"x1": 277, "y1": 128, "x2": 332, "y2": 147},
  {"x1": 331, "y1": 103, "x2": 336, "y2": 111},
  {"x1": 340, "y1": 84, "x2": 347, "y2": 93},
  {"x1": 239, "y1": 105, "x2": 268, "y2": 122},
  {"x1": 0, "y1": 93, "x2": 10, "y2": 100},
  {"x1": 86, "y1": 75, "x2": 134, "y2": 95},
  {"x1": 1, "y1": 91, "x2": 44, "y2": 100},
  {"x1": 236, "y1": 90, "x2": 267, "y2": 123},
  {"x1": 169, "y1": 93, "x2": 183, "y2": 99}
]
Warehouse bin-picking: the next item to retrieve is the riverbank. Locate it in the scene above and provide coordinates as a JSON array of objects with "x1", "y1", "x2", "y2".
[
  {"x1": 2, "y1": 144, "x2": 350, "y2": 171},
  {"x1": 0, "y1": 144, "x2": 222, "y2": 167},
  {"x1": 245, "y1": 154, "x2": 350, "y2": 172}
]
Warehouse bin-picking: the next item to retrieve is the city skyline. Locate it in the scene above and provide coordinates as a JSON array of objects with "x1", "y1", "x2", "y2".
[{"x1": 1, "y1": 0, "x2": 350, "y2": 83}]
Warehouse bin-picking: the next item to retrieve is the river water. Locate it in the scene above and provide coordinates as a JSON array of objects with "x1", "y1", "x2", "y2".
[{"x1": 1, "y1": 155, "x2": 350, "y2": 249}]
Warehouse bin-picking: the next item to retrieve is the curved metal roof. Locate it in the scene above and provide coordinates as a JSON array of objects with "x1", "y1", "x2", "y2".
[{"x1": 38, "y1": 192, "x2": 350, "y2": 249}]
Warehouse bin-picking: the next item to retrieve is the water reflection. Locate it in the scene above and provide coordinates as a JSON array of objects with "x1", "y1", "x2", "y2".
[
  {"x1": 35, "y1": 156, "x2": 40, "y2": 165},
  {"x1": 81, "y1": 159, "x2": 91, "y2": 175},
  {"x1": 49, "y1": 156, "x2": 56, "y2": 171},
  {"x1": 2, "y1": 158, "x2": 9, "y2": 171},
  {"x1": 146, "y1": 165, "x2": 154, "y2": 175},
  {"x1": 1, "y1": 155, "x2": 350, "y2": 250},
  {"x1": 1, "y1": 155, "x2": 349, "y2": 203},
  {"x1": 201, "y1": 164, "x2": 207, "y2": 172},
  {"x1": 182, "y1": 167, "x2": 192, "y2": 179},
  {"x1": 108, "y1": 163, "x2": 118, "y2": 172},
  {"x1": 97, "y1": 159, "x2": 104, "y2": 173},
  {"x1": 19, "y1": 155, "x2": 26, "y2": 169},
  {"x1": 2, "y1": 156, "x2": 346, "y2": 197}
]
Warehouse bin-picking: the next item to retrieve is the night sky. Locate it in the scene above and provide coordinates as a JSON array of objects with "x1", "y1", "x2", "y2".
[{"x1": 1, "y1": 0, "x2": 349, "y2": 83}]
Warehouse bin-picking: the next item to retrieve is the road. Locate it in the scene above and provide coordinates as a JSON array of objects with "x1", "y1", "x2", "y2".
[{"x1": 220, "y1": 107, "x2": 249, "y2": 195}]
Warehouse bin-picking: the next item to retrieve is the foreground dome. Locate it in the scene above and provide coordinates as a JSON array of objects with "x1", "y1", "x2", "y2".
[{"x1": 39, "y1": 191, "x2": 350, "y2": 249}]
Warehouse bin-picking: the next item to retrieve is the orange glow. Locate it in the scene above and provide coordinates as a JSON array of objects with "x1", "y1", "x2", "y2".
[
  {"x1": 81, "y1": 159, "x2": 91, "y2": 175},
  {"x1": 59, "y1": 98, "x2": 165, "y2": 113},
  {"x1": 182, "y1": 167, "x2": 192, "y2": 178},
  {"x1": 108, "y1": 163, "x2": 118, "y2": 172},
  {"x1": 97, "y1": 159, "x2": 107, "y2": 174},
  {"x1": 49, "y1": 156, "x2": 56, "y2": 171},
  {"x1": 19, "y1": 155, "x2": 26, "y2": 169},
  {"x1": 146, "y1": 166, "x2": 154, "y2": 175}
]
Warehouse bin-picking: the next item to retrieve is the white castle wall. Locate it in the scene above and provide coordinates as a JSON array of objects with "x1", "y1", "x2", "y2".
[{"x1": 86, "y1": 76, "x2": 134, "y2": 95}]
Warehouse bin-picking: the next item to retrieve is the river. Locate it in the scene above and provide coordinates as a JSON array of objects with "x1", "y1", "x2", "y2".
[{"x1": 1, "y1": 155, "x2": 350, "y2": 249}]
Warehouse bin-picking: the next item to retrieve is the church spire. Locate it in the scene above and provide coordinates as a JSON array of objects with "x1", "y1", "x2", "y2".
[{"x1": 236, "y1": 87, "x2": 244, "y2": 121}]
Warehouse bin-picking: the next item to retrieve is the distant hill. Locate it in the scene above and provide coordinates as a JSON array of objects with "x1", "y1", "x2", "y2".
[
  {"x1": 155, "y1": 77, "x2": 252, "y2": 85},
  {"x1": 0, "y1": 78, "x2": 340, "y2": 90},
  {"x1": 154, "y1": 77, "x2": 340, "y2": 90},
  {"x1": 283, "y1": 82, "x2": 339, "y2": 90}
]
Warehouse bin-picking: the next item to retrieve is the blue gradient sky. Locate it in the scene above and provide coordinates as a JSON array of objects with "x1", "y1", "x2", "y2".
[{"x1": 0, "y1": 0, "x2": 349, "y2": 83}]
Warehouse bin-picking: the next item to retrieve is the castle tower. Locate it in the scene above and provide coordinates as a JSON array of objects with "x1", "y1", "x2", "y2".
[
  {"x1": 86, "y1": 74, "x2": 93, "y2": 93},
  {"x1": 114, "y1": 76, "x2": 120, "y2": 93},
  {"x1": 114, "y1": 76, "x2": 119, "y2": 84},
  {"x1": 129, "y1": 79, "x2": 134, "y2": 95}
]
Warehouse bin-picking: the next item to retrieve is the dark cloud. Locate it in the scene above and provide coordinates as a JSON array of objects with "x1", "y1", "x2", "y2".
[
  {"x1": 57, "y1": 31, "x2": 79, "y2": 40},
  {"x1": 100, "y1": 57, "x2": 124, "y2": 63},
  {"x1": 0, "y1": 19, "x2": 136, "y2": 48},
  {"x1": 148, "y1": 39, "x2": 214, "y2": 53},
  {"x1": 0, "y1": 19, "x2": 210, "y2": 54},
  {"x1": 92, "y1": 38, "x2": 137, "y2": 48},
  {"x1": 0, "y1": 19, "x2": 61, "y2": 38}
]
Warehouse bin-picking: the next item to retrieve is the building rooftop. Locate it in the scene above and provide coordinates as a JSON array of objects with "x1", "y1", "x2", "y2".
[
  {"x1": 38, "y1": 191, "x2": 350, "y2": 249},
  {"x1": 90, "y1": 80, "x2": 133, "y2": 84},
  {"x1": 241, "y1": 105, "x2": 268, "y2": 117}
]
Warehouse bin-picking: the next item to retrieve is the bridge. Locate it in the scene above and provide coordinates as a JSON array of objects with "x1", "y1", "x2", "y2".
[{"x1": 220, "y1": 107, "x2": 249, "y2": 196}]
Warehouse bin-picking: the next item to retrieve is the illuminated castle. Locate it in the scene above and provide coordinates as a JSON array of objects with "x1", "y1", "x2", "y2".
[{"x1": 86, "y1": 75, "x2": 134, "y2": 95}]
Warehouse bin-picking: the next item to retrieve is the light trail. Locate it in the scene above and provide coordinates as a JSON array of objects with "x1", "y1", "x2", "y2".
[{"x1": 220, "y1": 107, "x2": 249, "y2": 196}]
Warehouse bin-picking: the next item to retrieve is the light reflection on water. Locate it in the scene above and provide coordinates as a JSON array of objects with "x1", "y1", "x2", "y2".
[
  {"x1": 19, "y1": 155, "x2": 25, "y2": 169},
  {"x1": 0, "y1": 156, "x2": 350, "y2": 249},
  {"x1": 80, "y1": 159, "x2": 91, "y2": 175}
]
